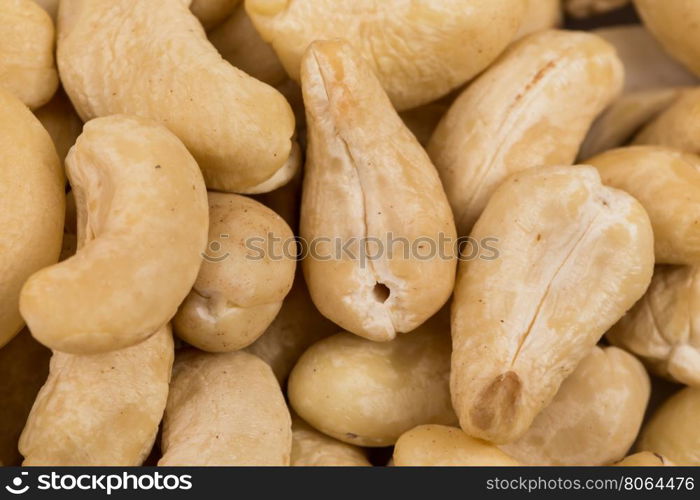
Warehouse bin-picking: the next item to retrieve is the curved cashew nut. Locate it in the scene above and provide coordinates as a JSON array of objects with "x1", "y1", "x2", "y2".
[
  {"x1": 174, "y1": 193, "x2": 296, "y2": 352},
  {"x1": 57, "y1": 0, "x2": 297, "y2": 193},
  {"x1": 0, "y1": 88, "x2": 64, "y2": 349},
  {"x1": 20, "y1": 115, "x2": 208, "y2": 354}
]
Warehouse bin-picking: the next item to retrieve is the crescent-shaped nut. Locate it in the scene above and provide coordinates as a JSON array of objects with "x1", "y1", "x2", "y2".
[
  {"x1": 20, "y1": 115, "x2": 209, "y2": 355},
  {"x1": 0, "y1": 0, "x2": 58, "y2": 109},
  {"x1": 159, "y1": 350, "x2": 292, "y2": 466},
  {"x1": 451, "y1": 165, "x2": 654, "y2": 444},
  {"x1": 19, "y1": 325, "x2": 174, "y2": 466},
  {"x1": 613, "y1": 452, "x2": 675, "y2": 467},
  {"x1": 57, "y1": 0, "x2": 297, "y2": 193},
  {"x1": 246, "y1": 0, "x2": 527, "y2": 111},
  {"x1": 300, "y1": 40, "x2": 457, "y2": 341},
  {"x1": 634, "y1": 88, "x2": 700, "y2": 153},
  {"x1": 501, "y1": 346, "x2": 650, "y2": 466},
  {"x1": 634, "y1": 0, "x2": 700, "y2": 80},
  {"x1": 393, "y1": 425, "x2": 521, "y2": 467},
  {"x1": 288, "y1": 316, "x2": 456, "y2": 448},
  {"x1": 190, "y1": 0, "x2": 240, "y2": 29},
  {"x1": 0, "y1": 88, "x2": 64, "y2": 349},
  {"x1": 173, "y1": 193, "x2": 296, "y2": 352},
  {"x1": 428, "y1": 30, "x2": 624, "y2": 236},
  {"x1": 607, "y1": 265, "x2": 700, "y2": 387},
  {"x1": 637, "y1": 387, "x2": 700, "y2": 466},
  {"x1": 586, "y1": 146, "x2": 700, "y2": 265},
  {"x1": 291, "y1": 415, "x2": 370, "y2": 467}
]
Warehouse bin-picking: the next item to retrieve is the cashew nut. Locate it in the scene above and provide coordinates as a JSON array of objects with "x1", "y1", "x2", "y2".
[
  {"x1": 291, "y1": 415, "x2": 370, "y2": 467},
  {"x1": 515, "y1": 0, "x2": 561, "y2": 40},
  {"x1": 33, "y1": 88, "x2": 83, "y2": 166},
  {"x1": 634, "y1": 88, "x2": 700, "y2": 154}
]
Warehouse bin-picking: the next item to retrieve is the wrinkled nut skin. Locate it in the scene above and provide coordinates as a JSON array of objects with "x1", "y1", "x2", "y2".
[
  {"x1": 637, "y1": 387, "x2": 700, "y2": 466},
  {"x1": 57, "y1": 0, "x2": 297, "y2": 193},
  {"x1": 586, "y1": 146, "x2": 700, "y2": 265},
  {"x1": 291, "y1": 415, "x2": 370, "y2": 467},
  {"x1": 634, "y1": 0, "x2": 700, "y2": 80},
  {"x1": 159, "y1": 350, "x2": 292, "y2": 466},
  {"x1": 593, "y1": 26, "x2": 697, "y2": 93},
  {"x1": 565, "y1": 0, "x2": 630, "y2": 18},
  {"x1": 0, "y1": 88, "x2": 64, "y2": 349},
  {"x1": 0, "y1": 0, "x2": 58, "y2": 109},
  {"x1": 607, "y1": 265, "x2": 700, "y2": 387},
  {"x1": 246, "y1": 0, "x2": 527, "y2": 111},
  {"x1": 288, "y1": 319, "x2": 457, "y2": 448},
  {"x1": 174, "y1": 193, "x2": 295, "y2": 353},
  {"x1": 209, "y1": 2, "x2": 287, "y2": 87},
  {"x1": 613, "y1": 452, "x2": 675, "y2": 467},
  {"x1": 246, "y1": 273, "x2": 337, "y2": 384},
  {"x1": 0, "y1": 329, "x2": 51, "y2": 466},
  {"x1": 19, "y1": 325, "x2": 174, "y2": 466},
  {"x1": 393, "y1": 425, "x2": 521, "y2": 467},
  {"x1": 634, "y1": 88, "x2": 700, "y2": 154},
  {"x1": 190, "y1": 0, "x2": 240, "y2": 29},
  {"x1": 501, "y1": 346, "x2": 650, "y2": 466},
  {"x1": 451, "y1": 166, "x2": 654, "y2": 444},
  {"x1": 579, "y1": 89, "x2": 683, "y2": 160},
  {"x1": 428, "y1": 30, "x2": 624, "y2": 236},
  {"x1": 20, "y1": 115, "x2": 209, "y2": 355},
  {"x1": 515, "y1": 0, "x2": 561, "y2": 40},
  {"x1": 300, "y1": 40, "x2": 457, "y2": 342},
  {"x1": 34, "y1": 88, "x2": 84, "y2": 165}
]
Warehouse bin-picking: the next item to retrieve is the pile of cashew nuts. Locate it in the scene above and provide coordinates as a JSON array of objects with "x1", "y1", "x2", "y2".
[{"x1": 2, "y1": 0, "x2": 700, "y2": 467}]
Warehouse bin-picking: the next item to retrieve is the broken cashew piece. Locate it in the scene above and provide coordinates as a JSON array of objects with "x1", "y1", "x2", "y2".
[
  {"x1": 0, "y1": 0, "x2": 58, "y2": 109},
  {"x1": 607, "y1": 265, "x2": 700, "y2": 387},
  {"x1": 586, "y1": 146, "x2": 700, "y2": 265},
  {"x1": 19, "y1": 325, "x2": 174, "y2": 466},
  {"x1": 174, "y1": 193, "x2": 295, "y2": 352},
  {"x1": 300, "y1": 40, "x2": 457, "y2": 341},
  {"x1": 501, "y1": 346, "x2": 650, "y2": 466},
  {"x1": 159, "y1": 350, "x2": 291, "y2": 466},
  {"x1": 0, "y1": 88, "x2": 64, "y2": 349},
  {"x1": 288, "y1": 316, "x2": 456, "y2": 448},
  {"x1": 451, "y1": 165, "x2": 654, "y2": 444},
  {"x1": 20, "y1": 115, "x2": 209, "y2": 354},
  {"x1": 246, "y1": 0, "x2": 527, "y2": 110},
  {"x1": 393, "y1": 425, "x2": 521, "y2": 467},
  {"x1": 291, "y1": 415, "x2": 370, "y2": 467},
  {"x1": 428, "y1": 30, "x2": 623, "y2": 236},
  {"x1": 57, "y1": 0, "x2": 297, "y2": 193}
]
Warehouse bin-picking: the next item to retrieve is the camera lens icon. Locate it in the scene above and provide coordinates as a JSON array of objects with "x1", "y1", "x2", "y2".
[
  {"x1": 202, "y1": 234, "x2": 230, "y2": 263},
  {"x1": 5, "y1": 472, "x2": 29, "y2": 495}
]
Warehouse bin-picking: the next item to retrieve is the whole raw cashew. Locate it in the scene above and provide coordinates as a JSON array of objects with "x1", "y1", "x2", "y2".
[
  {"x1": 593, "y1": 26, "x2": 697, "y2": 93},
  {"x1": 515, "y1": 0, "x2": 561, "y2": 40},
  {"x1": 20, "y1": 115, "x2": 209, "y2": 354},
  {"x1": 451, "y1": 166, "x2": 654, "y2": 444},
  {"x1": 190, "y1": 0, "x2": 240, "y2": 29},
  {"x1": 0, "y1": 88, "x2": 64, "y2": 349},
  {"x1": 607, "y1": 265, "x2": 700, "y2": 387},
  {"x1": 613, "y1": 452, "x2": 675, "y2": 467},
  {"x1": 34, "y1": 88, "x2": 83, "y2": 166},
  {"x1": 637, "y1": 387, "x2": 700, "y2": 466},
  {"x1": 579, "y1": 88, "x2": 683, "y2": 160},
  {"x1": 291, "y1": 415, "x2": 370, "y2": 467},
  {"x1": 586, "y1": 146, "x2": 700, "y2": 265},
  {"x1": 288, "y1": 315, "x2": 456, "y2": 448},
  {"x1": 246, "y1": 274, "x2": 337, "y2": 384},
  {"x1": 57, "y1": 0, "x2": 297, "y2": 194},
  {"x1": 634, "y1": 0, "x2": 700, "y2": 80},
  {"x1": 428, "y1": 30, "x2": 623, "y2": 236},
  {"x1": 173, "y1": 193, "x2": 295, "y2": 352},
  {"x1": 0, "y1": 0, "x2": 58, "y2": 109},
  {"x1": 19, "y1": 325, "x2": 174, "y2": 466},
  {"x1": 393, "y1": 425, "x2": 521, "y2": 467},
  {"x1": 634, "y1": 88, "x2": 700, "y2": 153},
  {"x1": 0, "y1": 329, "x2": 50, "y2": 466},
  {"x1": 159, "y1": 350, "x2": 291, "y2": 466},
  {"x1": 246, "y1": 0, "x2": 527, "y2": 111},
  {"x1": 501, "y1": 346, "x2": 650, "y2": 466},
  {"x1": 209, "y1": 2, "x2": 287, "y2": 87},
  {"x1": 300, "y1": 40, "x2": 457, "y2": 342}
]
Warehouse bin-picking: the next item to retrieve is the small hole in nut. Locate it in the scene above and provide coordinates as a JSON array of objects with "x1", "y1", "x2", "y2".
[{"x1": 373, "y1": 283, "x2": 390, "y2": 303}]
